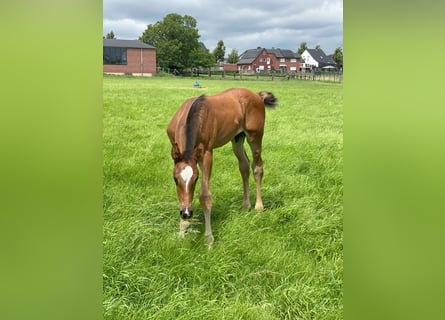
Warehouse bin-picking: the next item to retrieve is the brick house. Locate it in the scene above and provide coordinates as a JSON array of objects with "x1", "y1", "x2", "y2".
[
  {"x1": 237, "y1": 48, "x2": 300, "y2": 73},
  {"x1": 103, "y1": 39, "x2": 156, "y2": 76}
]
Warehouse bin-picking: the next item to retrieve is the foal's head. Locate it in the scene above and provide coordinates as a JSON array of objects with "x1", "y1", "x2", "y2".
[{"x1": 173, "y1": 161, "x2": 199, "y2": 220}]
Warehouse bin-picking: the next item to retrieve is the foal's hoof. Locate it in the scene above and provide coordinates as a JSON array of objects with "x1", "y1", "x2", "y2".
[
  {"x1": 255, "y1": 203, "x2": 264, "y2": 211},
  {"x1": 179, "y1": 219, "x2": 190, "y2": 238},
  {"x1": 206, "y1": 234, "x2": 214, "y2": 249}
]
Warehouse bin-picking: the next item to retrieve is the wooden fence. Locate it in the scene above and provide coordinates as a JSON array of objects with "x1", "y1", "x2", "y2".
[{"x1": 156, "y1": 68, "x2": 343, "y2": 83}]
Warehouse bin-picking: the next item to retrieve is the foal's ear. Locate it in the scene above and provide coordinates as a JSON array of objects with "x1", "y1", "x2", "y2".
[{"x1": 171, "y1": 143, "x2": 182, "y2": 162}]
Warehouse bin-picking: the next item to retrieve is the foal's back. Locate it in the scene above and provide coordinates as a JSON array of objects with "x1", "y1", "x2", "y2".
[
  {"x1": 202, "y1": 88, "x2": 266, "y2": 147},
  {"x1": 167, "y1": 88, "x2": 268, "y2": 154}
]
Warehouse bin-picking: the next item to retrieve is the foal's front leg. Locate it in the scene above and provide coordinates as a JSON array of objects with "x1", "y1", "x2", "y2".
[
  {"x1": 199, "y1": 151, "x2": 214, "y2": 247},
  {"x1": 179, "y1": 219, "x2": 190, "y2": 238}
]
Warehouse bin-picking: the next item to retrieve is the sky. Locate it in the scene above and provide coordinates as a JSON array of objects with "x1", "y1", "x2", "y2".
[{"x1": 103, "y1": 0, "x2": 343, "y2": 56}]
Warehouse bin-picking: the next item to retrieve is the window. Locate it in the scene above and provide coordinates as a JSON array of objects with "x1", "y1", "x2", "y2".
[
  {"x1": 280, "y1": 58, "x2": 285, "y2": 62},
  {"x1": 103, "y1": 47, "x2": 127, "y2": 65},
  {"x1": 291, "y1": 58, "x2": 296, "y2": 63}
]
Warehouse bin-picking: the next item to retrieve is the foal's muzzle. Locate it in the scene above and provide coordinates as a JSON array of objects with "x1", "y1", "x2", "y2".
[{"x1": 180, "y1": 208, "x2": 193, "y2": 219}]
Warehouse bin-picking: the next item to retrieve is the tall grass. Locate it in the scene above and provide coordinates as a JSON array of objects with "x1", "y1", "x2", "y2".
[{"x1": 103, "y1": 76, "x2": 343, "y2": 319}]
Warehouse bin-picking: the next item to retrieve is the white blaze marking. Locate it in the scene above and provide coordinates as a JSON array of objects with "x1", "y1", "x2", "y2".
[{"x1": 180, "y1": 165, "x2": 193, "y2": 192}]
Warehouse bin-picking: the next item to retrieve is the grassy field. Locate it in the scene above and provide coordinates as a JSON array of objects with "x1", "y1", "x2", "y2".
[{"x1": 103, "y1": 75, "x2": 343, "y2": 319}]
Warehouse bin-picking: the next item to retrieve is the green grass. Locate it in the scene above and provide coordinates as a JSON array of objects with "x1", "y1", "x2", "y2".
[{"x1": 103, "y1": 75, "x2": 343, "y2": 319}]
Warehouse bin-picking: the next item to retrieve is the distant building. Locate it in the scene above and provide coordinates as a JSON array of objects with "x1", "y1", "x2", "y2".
[
  {"x1": 237, "y1": 48, "x2": 300, "y2": 73},
  {"x1": 300, "y1": 48, "x2": 338, "y2": 71},
  {"x1": 103, "y1": 39, "x2": 156, "y2": 76}
]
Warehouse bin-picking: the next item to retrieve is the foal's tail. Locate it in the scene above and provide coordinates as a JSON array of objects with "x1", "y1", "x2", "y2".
[{"x1": 258, "y1": 91, "x2": 278, "y2": 108}]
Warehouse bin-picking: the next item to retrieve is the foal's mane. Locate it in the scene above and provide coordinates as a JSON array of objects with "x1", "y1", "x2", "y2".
[{"x1": 183, "y1": 94, "x2": 206, "y2": 161}]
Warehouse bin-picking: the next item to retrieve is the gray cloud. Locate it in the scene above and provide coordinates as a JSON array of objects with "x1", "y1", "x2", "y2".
[{"x1": 103, "y1": 0, "x2": 342, "y2": 55}]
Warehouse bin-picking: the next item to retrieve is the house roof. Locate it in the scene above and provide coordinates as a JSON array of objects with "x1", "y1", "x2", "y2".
[
  {"x1": 237, "y1": 48, "x2": 263, "y2": 64},
  {"x1": 103, "y1": 39, "x2": 155, "y2": 49},
  {"x1": 306, "y1": 49, "x2": 337, "y2": 66},
  {"x1": 267, "y1": 49, "x2": 299, "y2": 59},
  {"x1": 238, "y1": 48, "x2": 300, "y2": 64}
]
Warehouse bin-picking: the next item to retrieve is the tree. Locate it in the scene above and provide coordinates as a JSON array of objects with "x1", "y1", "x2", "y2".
[
  {"x1": 315, "y1": 44, "x2": 321, "y2": 50},
  {"x1": 297, "y1": 42, "x2": 307, "y2": 55},
  {"x1": 193, "y1": 43, "x2": 215, "y2": 68},
  {"x1": 332, "y1": 47, "x2": 343, "y2": 66},
  {"x1": 227, "y1": 49, "x2": 239, "y2": 63},
  {"x1": 105, "y1": 31, "x2": 115, "y2": 39},
  {"x1": 212, "y1": 40, "x2": 226, "y2": 63},
  {"x1": 139, "y1": 13, "x2": 201, "y2": 70}
]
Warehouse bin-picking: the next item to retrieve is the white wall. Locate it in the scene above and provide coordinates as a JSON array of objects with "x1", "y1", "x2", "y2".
[{"x1": 301, "y1": 50, "x2": 319, "y2": 67}]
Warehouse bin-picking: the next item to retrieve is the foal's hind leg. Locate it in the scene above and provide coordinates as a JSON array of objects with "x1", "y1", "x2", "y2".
[
  {"x1": 231, "y1": 134, "x2": 251, "y2": 210},
  {"x1": 246, "y1": 133, "x2": 264, "y2": 211}
]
